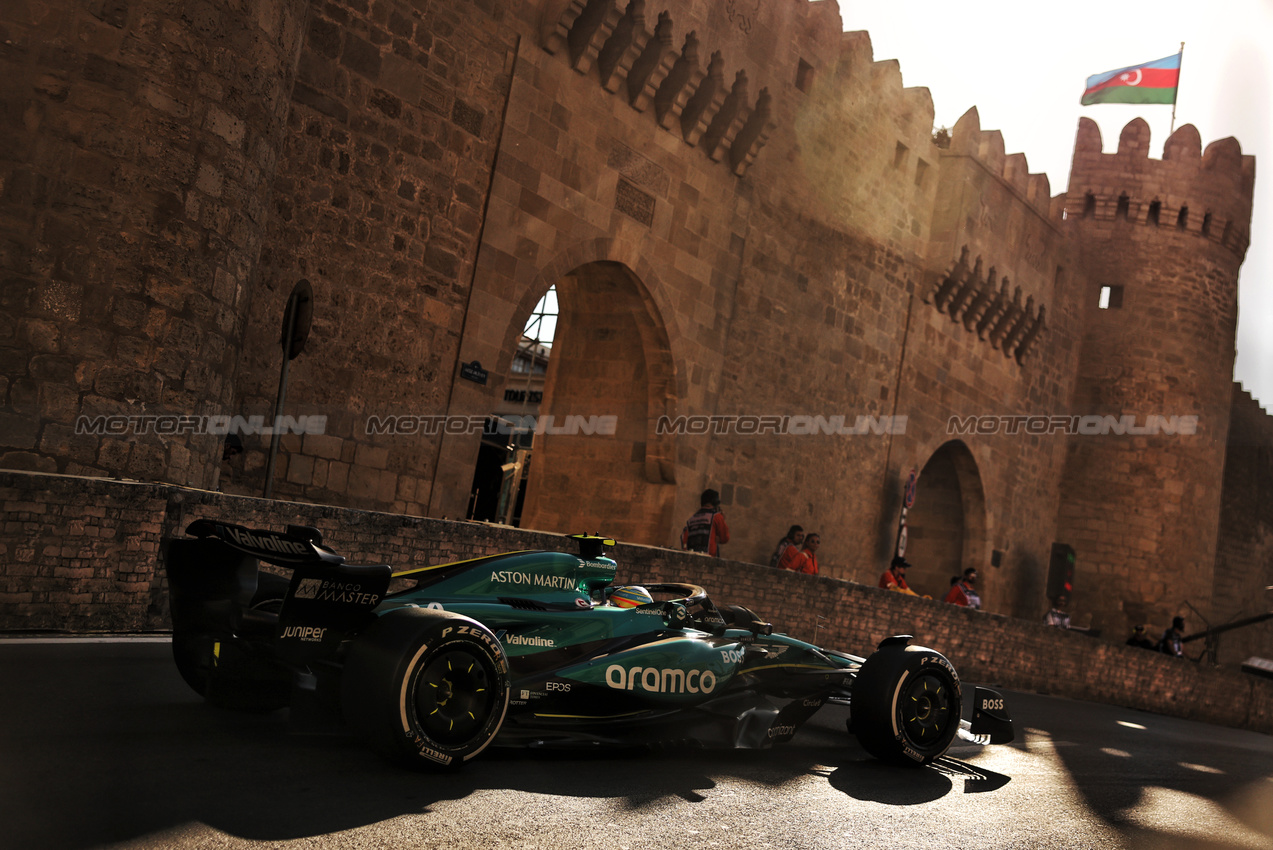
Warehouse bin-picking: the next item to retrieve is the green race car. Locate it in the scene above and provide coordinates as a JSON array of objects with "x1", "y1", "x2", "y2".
[{"x1": 165, "y1": 520, "x2": 1013, "y2": 769}]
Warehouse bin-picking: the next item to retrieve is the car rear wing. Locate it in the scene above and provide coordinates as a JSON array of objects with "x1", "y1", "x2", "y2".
[
  {"x1": 184, "y1": 518, "x2": 346, "y2": 566},
  {"x1": 167, "y1": 520, "x2": 391, "y2": 662}
]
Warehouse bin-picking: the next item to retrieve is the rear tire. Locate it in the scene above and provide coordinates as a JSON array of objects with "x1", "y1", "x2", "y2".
[
  {"x1": 851, "y1": 644, "x2": 961, "y2": 766},
  {"x1": 341, "y1": 611, "x2": 510, "y2": 770}
]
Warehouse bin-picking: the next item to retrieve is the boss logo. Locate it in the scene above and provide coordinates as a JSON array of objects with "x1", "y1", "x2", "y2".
[
  {"x1": 719, "y1": 648, "x2": 745, "y2": 664},
  {"x1": 981, "y1": 698, "x2": 1004, "y2": 712}
]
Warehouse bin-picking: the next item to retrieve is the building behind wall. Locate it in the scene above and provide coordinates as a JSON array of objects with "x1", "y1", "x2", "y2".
[{"x1": 1, "y1": 0, "x2": 1268, "y2": 660}]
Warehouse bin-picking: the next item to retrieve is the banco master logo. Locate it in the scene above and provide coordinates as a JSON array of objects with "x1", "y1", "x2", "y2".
[
  {"x1": 605, "y1": 664, "x2": 717, "y2": 694},
  {"x1": 293, "y1": 578, "x2": 380, "y2": 606}
]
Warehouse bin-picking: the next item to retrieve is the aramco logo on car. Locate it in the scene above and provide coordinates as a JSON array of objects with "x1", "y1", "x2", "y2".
[{"x1": 605, "y1": 664, "x2": 717, "y2": 694}]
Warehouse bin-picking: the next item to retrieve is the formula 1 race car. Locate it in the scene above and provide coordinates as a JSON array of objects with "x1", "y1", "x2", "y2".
[{"x1": 165, "y1": 520, "x2": 1014, "y2": 769}]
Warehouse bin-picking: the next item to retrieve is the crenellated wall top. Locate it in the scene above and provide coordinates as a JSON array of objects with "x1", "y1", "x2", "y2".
[
  {"x1": 1066, "y1": 117, "x2": 1256, "y2": 258},
  {"x1": 945, "y1": 107, "x2": 1053, "y2": 218}
]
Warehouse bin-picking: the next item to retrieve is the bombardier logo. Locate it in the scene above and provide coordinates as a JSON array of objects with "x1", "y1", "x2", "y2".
[
  {"x1": 227, "y1": 527, "x2": 311, "y2": 556},
  {"x1": 489, "y1": 570, "x2": 577, "y2": 591},
  {"x1": 293, "y1": 578, "x2": 380, "y2": 606},
  {"x1": 605, "y1": 664, "x2": 717, "y2": 694}
]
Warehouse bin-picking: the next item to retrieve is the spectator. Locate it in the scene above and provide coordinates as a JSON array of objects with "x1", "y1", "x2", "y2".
[
  {"x1": 681, "y1": 488, "x2": 730, "y2": 557},
  {"x1": 1158, "y1": 616, "x2": 1185, "y2": 657},
  {"x1": 779, "y1": 532, "x2": 820, "y2": 574},
  {"x1": 944, "y1": 568, "x2": 981, "y2": 609},
  {"x1": 1044, "y1": 594, "x2": 1072, "y2": 629},
  {"x1": 769, "y1": 525, "x2": 804, "y2": 568},
  {"x1": 1126, "y1": 624, "x2": 1156, "y2": 650},
  {"x1": 879, "y1": 556, "x2": 920, "y2": 596}
]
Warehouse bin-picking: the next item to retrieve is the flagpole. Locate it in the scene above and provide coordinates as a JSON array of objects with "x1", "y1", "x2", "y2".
[{"x1": 1171, "y1": 41, "x2": 1185, "y2": 134}]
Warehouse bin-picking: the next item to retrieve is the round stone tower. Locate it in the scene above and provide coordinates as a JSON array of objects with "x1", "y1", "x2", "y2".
[
  {"x1": 0, "y1": 0, "x2": 308, "y2": 487},
  {"x1": 1057, "y1": 117, "x2": 1255, "y2": 636}
]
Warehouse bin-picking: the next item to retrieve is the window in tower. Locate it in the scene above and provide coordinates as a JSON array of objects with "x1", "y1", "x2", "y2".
[{"x1": 1098, "y1": 285, "x2": 1124, "y2": 310}]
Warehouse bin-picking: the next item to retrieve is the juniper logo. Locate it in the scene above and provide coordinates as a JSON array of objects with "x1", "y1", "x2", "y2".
[
  {"x1": 947, "y1": 414, "x2": 1199, "y2": 436},
  {"x1": 280, "y1": 626, "x2": 326, "y2": 642},
  {"x1": 655, "y1": 415, "x2": 907, "y2": 436}
]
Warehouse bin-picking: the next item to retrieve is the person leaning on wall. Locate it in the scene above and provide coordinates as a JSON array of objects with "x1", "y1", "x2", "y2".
[
  {"x1": 681, "y1": 488, "x2": 730, "y2": 557},
  {"x1": 943, "y1": 567, "x2": 981, "y2": 609},
  {"x1": 769, "y1": 525, "x2": 804, "y2": 568},
  {"x1": 778, "y1": 532, "x2": 820, "y2": 575}
]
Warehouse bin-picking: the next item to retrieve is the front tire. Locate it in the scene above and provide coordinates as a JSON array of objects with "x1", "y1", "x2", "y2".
[
  {"x1": 341, "y1": 611, "x2": 510, "y2": 770},
  {"x1": 851, "y1": 644, "x2": 961, "y2": 766}
]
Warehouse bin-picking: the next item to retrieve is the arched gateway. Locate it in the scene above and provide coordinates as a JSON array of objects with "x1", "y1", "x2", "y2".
[
  {"x1": 902, "y1": 441, "x2": 989, "y2": 605},
  {"x1": 495, "y1": 260, "x2": 678, "y2": 546}
]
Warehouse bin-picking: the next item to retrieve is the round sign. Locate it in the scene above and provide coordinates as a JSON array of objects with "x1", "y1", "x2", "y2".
[{"x1": 903, "y1": 467, "x2": 919, "y2": 509}]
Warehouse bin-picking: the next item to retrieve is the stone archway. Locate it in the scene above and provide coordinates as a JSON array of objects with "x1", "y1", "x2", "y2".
[
  {"x1": 508, "y1": 260, "x2": 678, "y2": 546},
  {"x1": 902, "y1": 440, "x2": 988, "y2": 604}
]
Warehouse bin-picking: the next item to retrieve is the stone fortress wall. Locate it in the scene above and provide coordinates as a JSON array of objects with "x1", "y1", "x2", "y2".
[{"x1": 1, "y1": 0, "x2": 1268, "y2": 663}]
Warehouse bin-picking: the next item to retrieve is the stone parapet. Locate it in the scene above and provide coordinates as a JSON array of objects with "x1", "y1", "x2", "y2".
[{"x1": 1, "y1": 470, "x2": 1269, "y2": 734}]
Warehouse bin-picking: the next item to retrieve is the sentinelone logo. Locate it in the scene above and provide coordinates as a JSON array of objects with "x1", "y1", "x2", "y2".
[
  {"x1": 75, "y1": 414, "x2": 327, "y2": 436},
  {"x1": 655, "y1": 415, "x2": 907, "y2": 436},
  {"x1": 948, "y1": 414, "x2": 1199, "y2": 436}
]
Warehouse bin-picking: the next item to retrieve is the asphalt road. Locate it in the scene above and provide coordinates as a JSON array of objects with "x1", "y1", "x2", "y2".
[{"x1": 1, "y1": 639, "x2": 1271, "y2": 850}]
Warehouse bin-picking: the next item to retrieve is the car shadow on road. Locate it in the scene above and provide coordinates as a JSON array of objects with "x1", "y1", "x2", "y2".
[
  {"x1": 1, "y1": 648, "x2": 1018, "y2": 850},
  {"x1": 10, "y1": 699, "x2": 1015, "y2": 850}
]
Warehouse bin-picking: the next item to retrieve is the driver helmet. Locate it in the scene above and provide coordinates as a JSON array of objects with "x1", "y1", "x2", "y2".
[{"x1": 610, "y1": 585, "x2": 654, "y2": 608}]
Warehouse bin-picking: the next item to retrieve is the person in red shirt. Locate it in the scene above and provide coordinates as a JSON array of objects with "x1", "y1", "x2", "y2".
[
  {"x1": 779, "y1": 532, "x2": 820, "y2": 574},
  {"x1": 680, "y1": 489, "x2": 730, "y2": 556},
  {"x1": 879, "y1": 556, "x2": 920, "y2": 596},
  {"x1": 943, "y1": 568, "x2": 981, "y2": 608}
]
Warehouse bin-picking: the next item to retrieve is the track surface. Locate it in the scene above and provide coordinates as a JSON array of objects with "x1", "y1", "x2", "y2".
[{"x1": 2, "y1": 639, "x2": 1271, "y2": 850}]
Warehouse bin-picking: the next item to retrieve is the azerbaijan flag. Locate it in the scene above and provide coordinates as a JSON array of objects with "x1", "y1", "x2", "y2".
[{"x1": 1081, "y1": 53, "x2": 1181, "y2": 105}]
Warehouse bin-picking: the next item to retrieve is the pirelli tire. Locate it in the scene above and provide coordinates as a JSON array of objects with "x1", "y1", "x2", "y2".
[
  {"x1": 851, "y1": 644, "x2": 961, "y2": 766},
  {"x1": 341, "y1": 610, "x2": 510, "y2": 770}
]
